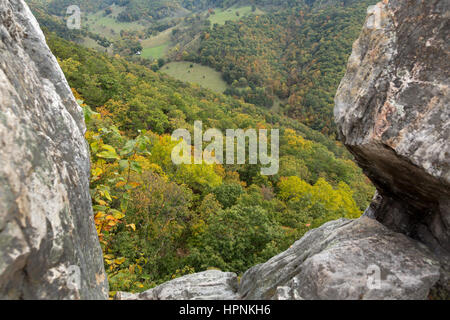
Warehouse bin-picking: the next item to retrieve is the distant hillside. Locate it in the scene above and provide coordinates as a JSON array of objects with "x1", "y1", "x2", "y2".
[
  {"x1": 27, "y1": 0, "x2": 377, "y2": 136},
  {"x1": 186, "y1": 0, "x2": 377, "y2": 134},
  {"x1": 34, "y1": 0, "x2": 367, "y2": 22}
]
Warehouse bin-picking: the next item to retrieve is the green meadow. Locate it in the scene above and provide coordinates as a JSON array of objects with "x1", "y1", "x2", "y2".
[
  {"x1": 141, "y1": 44, "x2": 168, "y2": 59},
  {"x1": 85, "y1": 5, "x2": 145, "y2": 39},
  {"x1": 161, "y1": 62, "x2": 228, "y2": 93},
  {"x1": 208, "y1": 5, "x2": 264, "y2": 25},
  {"x1": 140, "y1": 27, "x2": 174, "y2": 59}
]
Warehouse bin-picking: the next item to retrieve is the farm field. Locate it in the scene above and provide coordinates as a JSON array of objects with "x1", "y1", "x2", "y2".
[
  {"x1": 82, "y1": 5, "x2": 265, "y2": 59},
  {"x1": 85, "y1": 5, "x2": 145, "y2": 39},
  {"x1": 141, "y1": 44, "x2": 169, "y2": 59},
  {"x1": 161, "y1": 62, "x2": 228, "y2": 93},
  {"x1": 140, "y1": 27, "x2": 174, "y2": 59},
  {"x1": 208, "y1": 5, "x2": 264, "y2": 25},
  {"x1": 81, "y1": 36, "x2": 104, "y2": 50}
]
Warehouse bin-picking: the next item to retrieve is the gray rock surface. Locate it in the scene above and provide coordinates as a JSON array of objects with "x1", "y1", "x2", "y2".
[
  {"x1": 239, "y1": 217, "x2": 441, "y2": 300},
  {"x1": 115, "y1": 270, "x2": 239, "y2": 300},
  {"x1": 334, "y1": 0, "x2": 449, "y2": 297},
  {"x1": 335, "y1": 0, "x2": 449, "y2": 255},
  {"x1": 0, "y1": 0, "x2": 108, "y2": 299}
]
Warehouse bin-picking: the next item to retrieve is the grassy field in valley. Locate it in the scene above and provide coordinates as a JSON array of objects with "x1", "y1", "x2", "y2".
[
  {"x1": 140, "y1": 27, "x2": 174, "y2": 59},
  {"x1": 141, "y1": 44, "x2": 169, "y2": 59},
  {"x1": 208, "y1": 5, "x2": 264, "y2": 25},
  {"x1": 85, "y1": 5, "x2": 145, "y2": 39},
  {"x1": 161, "y1": 62, "x2": 228, "y2": 93}
]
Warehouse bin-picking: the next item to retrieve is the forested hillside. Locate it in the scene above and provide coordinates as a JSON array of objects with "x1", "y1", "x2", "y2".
[
  {"x1": 185, "y1": 0, "x2": 377, "y2": 134},
  {"x1": 28, "y1": 0, "x2": 377, "y2": 135},
  {"x1": 45, "y1": 31, "x2": 373, "y2": 295},
  {"x1": 42, "y1": 0, "x2": 369, "y2": 21}
]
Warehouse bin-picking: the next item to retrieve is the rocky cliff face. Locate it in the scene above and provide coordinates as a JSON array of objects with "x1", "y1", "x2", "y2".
[
  {"x1": 335, "y1": 0, "x2": 449, "y2": 257},
  {"x1": 335, "y1": 0, "x2": 449, "y2": 296},
  {"x1": 0, "y1": 0, "x2": 108, "y2": 299}
]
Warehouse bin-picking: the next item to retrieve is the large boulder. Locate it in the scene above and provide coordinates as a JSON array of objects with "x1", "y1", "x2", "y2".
[
  {"x1": 115, "y1": 270, "x2": 239, "y2": 300},
  {"x1": 334, "y1": 0, "x2": 449, "y2": 297},
  {"x1": 239, "y1": 217, "x2": 441, "y2": 300},
  {"x1": 0, "y1": 0, "x2": 108, "y2": 299},
  {"x1": 335, "y1": 0, "x2": 449, "y2": 255}
]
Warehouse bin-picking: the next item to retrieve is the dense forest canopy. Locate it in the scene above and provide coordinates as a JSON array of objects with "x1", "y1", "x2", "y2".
[{"x1": 183, "y1": 0, "x2": 376, "y2": 134}]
